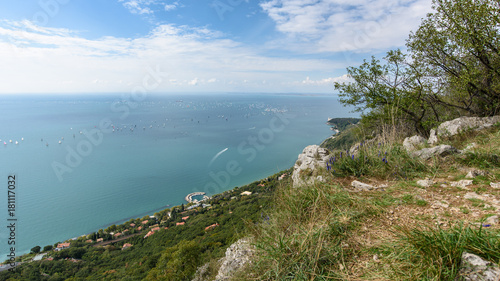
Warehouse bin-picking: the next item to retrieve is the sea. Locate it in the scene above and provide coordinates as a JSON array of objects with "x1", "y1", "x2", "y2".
[{"x1": 0, "y1": 93, "x2": 357, "y2": 258}]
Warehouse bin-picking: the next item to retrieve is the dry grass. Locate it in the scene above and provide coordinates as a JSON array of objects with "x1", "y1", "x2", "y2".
[{"x1": 238, "y1": 125, "x2": 500, "y2": 281}]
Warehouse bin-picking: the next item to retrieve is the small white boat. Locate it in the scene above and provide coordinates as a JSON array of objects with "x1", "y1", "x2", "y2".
[
  {"x1": 15, "y1": 141, "x2": 18, "y2": 145},
  {"x1": 9, "y1": 140, "x2": 12, "y2": 143},
  {"x1": 21, "y1": 137, "x2": 24, "y2": 141},
  {"x1": 3, "y1": 142, "x2": 6, "y2": 145},
  {"x1": 58, "y1": 140, "x2": 62, "y2": 144},
  {"x1": 61, "y1": 137, "x2": 64, "y2": 140}
]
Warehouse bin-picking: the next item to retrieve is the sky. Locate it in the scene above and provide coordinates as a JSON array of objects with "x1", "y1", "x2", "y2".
[{"x1": 0, "y1": 0, "x2": 433, "y2": 94}]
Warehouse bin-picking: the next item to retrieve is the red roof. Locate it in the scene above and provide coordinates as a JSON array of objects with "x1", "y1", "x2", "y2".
[
  {"x1": 142, "y1": 220, "x2": 149, "y2": 224},
  {"x1": 130, "y1": 223, "x2": 136, "y2": 227},
  {"x1": 176, "y1": 222, "x2": 185, "y2": 226},
  {"x1": 57, "y1": 242, "x2": 70, "y2": 248},
  {"x1": 205, "y1": 223, "x2": 219, "y2": 231},
  {"x1": 122, "y1": 243, "x2": 133, "y2": 248},
  {"x1": 182, "y1": 216, "x2": 189, "y2": 220}
]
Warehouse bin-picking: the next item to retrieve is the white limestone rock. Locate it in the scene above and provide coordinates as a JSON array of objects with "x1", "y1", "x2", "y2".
[
  {"x1": 214, "y1": 238, "x2": 255, "y2": 281},
  {"x1": 485, "y1": 215, "x2": 499, "y2": 225},
  {"x1": 490, "y1": 182, "x2": 500, "y2": 189},
  {"x1": 428, "y1": 129, "x2": 438, "y2": 145},
  {"x1": 430, "y1": 116, "x2": 500, "y2": 144},
  {"x1": 351, "y1": 180, "x2": 375, "y2": 191},
  {"x1": 451, "y1": 180, "x2": 474, "y2": 189},
  {"x1": 431, "y1": 201, "x2": 449, "y2": 209},
  {"x1": 403, "y1": 135, "x2": 427, "y2": 152},
  {"x1": 455, "y1": 252, "x2": 500, "y2": 281},
  {"x1": 292, "y1": 145, "x2": 331, "y2": 187},
  {"x1": 416, "y1": 179, "x2": 434, "y2": 188},
  {"x1": 466, "y1": 169, "x2": 488, "y2": 178},
  {"x1": 412, "y1": 145, "x2": 458, "y2": 160}
]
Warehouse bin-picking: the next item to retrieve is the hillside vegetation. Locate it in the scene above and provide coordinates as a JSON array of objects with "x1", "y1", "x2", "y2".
[
  {"x1": 0, "y1": 172, "x2": 286, "y2": 280},
  {"x1": 242, "y1": 123, "x2": 500, "y2": 280},
  {"x1": 2, "y1": 0, "x2": 499, "y2": 280}
]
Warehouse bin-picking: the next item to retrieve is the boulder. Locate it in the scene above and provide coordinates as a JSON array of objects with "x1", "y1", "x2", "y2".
[
  {"x1": 455, "y1": 252, "x2": 500, "y2": 281},
  {"x1": 403, "y1": 135, "x2": 427, "y2": 152},
  {"x1": 490, "y1": 182, "x2": 500, "y2": 189},
  {"x1": 465, "y1": 169, "x2": 488, "y2": 178},
  {"x1": 416, "y1": 179, "x2": 434, "y2": 188},
  {"x1": 451, "y1": 180, "x2": 474, "y2": 189},
  {"x1": 292, "y1": 145, "x2": 330, "y2": 187},
  {"x1": 428, "y1": 129, "x2": 439, "y2": 145},
  {"x1": 429, "y1": 116, "x2": 500, "y2": 144},
  {"x1": 214, "y1": 238, "x2": 254, "y2": 281},
  {"x1": 412, "y1": 145, "x2": 458, "y2": 160},
  {"x1": 431, "y1": 201, "x2": 449, "y2": 209},
  {"x1": 462, "y1": 143, "x2": 478, "y2": 153},
  {"x1": 191, "y1": 263, "x2": 210, "y2": 281},
  {"x1": 485, "y1": 215, "x2": 499, "y2": 225},
  {"x1": 351, "y1": 180, "x2": 375, "y2": 191}
]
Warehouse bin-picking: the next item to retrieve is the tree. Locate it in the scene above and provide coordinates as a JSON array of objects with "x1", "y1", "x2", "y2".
[
  {"x1": 146, "y1": 240, "x2": 201, "y2": 281},
  {"x1": 30, "y1": 246, "x2": 41, "y2": 254},
  {"x1": 334, "y1": 50, "x2": 439, "y2": 135},
  {"x1": 43, "y1": 245, "x2": 53, "y2": 252},
  {"x1": 407, "y1": 0, "x2": 500, "y2": 116}
]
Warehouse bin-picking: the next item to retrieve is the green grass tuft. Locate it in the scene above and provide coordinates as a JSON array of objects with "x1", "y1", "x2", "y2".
[
  {"x1": 378, "y1": 224, "x2": 500, "y2": 280},
  {"x1": 248, "y1": 183, "x2": 380, "y2": 280}
]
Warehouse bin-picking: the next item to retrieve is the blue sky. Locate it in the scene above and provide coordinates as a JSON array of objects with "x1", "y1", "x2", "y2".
[{"x1": 0, "y1": 0, "x2": 432, "y2": 94}]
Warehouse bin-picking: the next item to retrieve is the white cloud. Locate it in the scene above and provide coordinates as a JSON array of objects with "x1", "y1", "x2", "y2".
[
  {"x1": 300, "y1": 74, "x2": 351, "y2": 85},
  {"x1": 188, "y1": 78, "x2": 199, "y2": 85},
  {"x1": 164, "y1": 1, "x2": 179, "y2": 11},
  {"x1": 260, "y1": 0, "x2": 433, "y2": 53},
  {"x1": 119, "y1": 0, "x2": 161, "y2": 15},
  {"x1": 0, "y1": 20, "x2": 343, "y2": 94}
]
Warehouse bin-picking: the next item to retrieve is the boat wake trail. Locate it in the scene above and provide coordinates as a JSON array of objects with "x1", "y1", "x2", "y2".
[{"x1": 209, "y1": 148, "x2": 228, "y2": 167}]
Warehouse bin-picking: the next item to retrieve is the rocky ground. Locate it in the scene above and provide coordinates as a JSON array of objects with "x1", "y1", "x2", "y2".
[{"x1": 196, "y1": 116, "x2": 500, "y2": 281}]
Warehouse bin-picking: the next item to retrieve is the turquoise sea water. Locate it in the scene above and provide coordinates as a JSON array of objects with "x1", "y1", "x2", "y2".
[{"x1": 0, "y1": 93, "x2": 356, "y2": 258}]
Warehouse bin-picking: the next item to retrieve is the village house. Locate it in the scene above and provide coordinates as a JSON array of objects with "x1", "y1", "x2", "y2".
[
  {"x1": 205, "y1": 223, "x2": 219, "y2": 231},
  {"x1": 55, "y1": 242, "x2": 70, "y2": 251}
]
